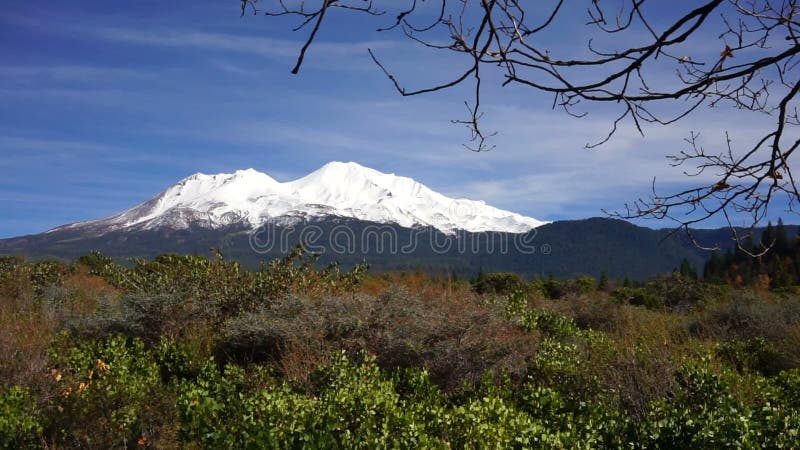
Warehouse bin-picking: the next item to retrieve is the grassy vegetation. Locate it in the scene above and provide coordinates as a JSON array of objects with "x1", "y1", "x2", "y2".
[{"x1": 2, "y1": 250, "x2": 800, "y2": 448}]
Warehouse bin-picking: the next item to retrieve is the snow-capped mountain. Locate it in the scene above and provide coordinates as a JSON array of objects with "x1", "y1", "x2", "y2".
[{"x1": 49, "y1": 162, "x2": 546, "y2": 235}]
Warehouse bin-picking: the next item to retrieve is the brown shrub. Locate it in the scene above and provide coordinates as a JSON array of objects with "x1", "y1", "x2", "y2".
[
  {"x1": 690, "y1": 291, "x2": 800, "y2": 342},
  {"x1": 688, "y1": 291, "x2": 800, "y2": 374},
  {"x1": 591, "y1": 305, "x2": 691, "y2": 417},
  {"x1": 546, "y1": 292, "x2": 694, "y2": 417},
  {"x1": 218, "y1": 281, "x2": 540, "y2": 391},
  {"x1": 366, "y1": 285, "x2": 540, "y2": 391},
  {"x1": 0, "y1": 276, "x2": 55, "y2": 391}
]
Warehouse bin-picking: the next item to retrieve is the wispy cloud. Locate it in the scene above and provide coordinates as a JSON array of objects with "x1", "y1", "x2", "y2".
[
  {"x1": 0, "y1": 135, "x2": 194, "y2": 167},
  {"x1": 0, "y1": 136, "x2": 118, "y2": 153},
  {"x1": 87, "y1": 26, "x2": 401, "y2": 61},
  {"x1": 0, "y1": 65, "x2": 145, "y2": 81},
  {"x1": 0, "y1": 1, "x2": 793, "y2": 237}
]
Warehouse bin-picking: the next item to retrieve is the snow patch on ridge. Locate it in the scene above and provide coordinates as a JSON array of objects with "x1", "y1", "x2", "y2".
[{"x1": 49, "y1": 162, "x2": 547, "y2": 235}]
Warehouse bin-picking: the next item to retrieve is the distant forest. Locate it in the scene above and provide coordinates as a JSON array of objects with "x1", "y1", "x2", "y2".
[{"x1": 704, "y1": 220, "x2": 800, "y2": 288}]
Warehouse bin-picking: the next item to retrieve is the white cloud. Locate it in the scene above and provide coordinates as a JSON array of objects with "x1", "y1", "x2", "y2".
[
  {"x1": 0, "y1": 65, "x2": 144, "y2": 81},
  {"x1": 87, "y1": 26, "x2": 401, "y2": 63}
]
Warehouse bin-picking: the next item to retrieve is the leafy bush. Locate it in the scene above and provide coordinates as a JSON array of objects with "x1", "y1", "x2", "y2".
[
  {"x1": 473, "y1": 272, "x2": 525, "y2": 295},
  {"x1": 517, "y1": 383, "x2": 633, "y2": 448},
  {"x1": 612, "y1": 286, "x2": 661, "y2": 309},
  {"x1": 178, "y1": 352, "x2": 447, "y2": 448},
  {"x1": 717, "y1": 337, "x2": 784, "y2": 376},
  {"x1": 77, "y1": 248, "x2": 367, "y2": 315},
  {"x1": 0, "y1": 386, "x2": 42, "y2": 448},
  {"x1": 1, "y1": 252, "x2": 800, "y2": 447},
  {"x1": 177, "y1": 352, "x2": 630, "y2": 449},
  {"x1": 44, "y1": 335, "x2": 174, "y2": 447},
  {"x1": 640, "y1": 360, "x2": 800, "y2": 448}
]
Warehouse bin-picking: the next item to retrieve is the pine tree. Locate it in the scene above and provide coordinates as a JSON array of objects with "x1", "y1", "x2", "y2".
[
  {"x1": 472, "y1": 267, "x2": 488, "y2": 294},
  {"x1": 775, "y1": 218, "x2": 789, "y2": 255},
  {"x1": 737, "y1": 235, "x2": 757, "y2": 284},
  {"x1": 597, "y1": 271, "x2": 609, "y2": 291},
  {"x1": 704, "y1": 252, "x2": 724, "y2": 283},
  {"x1": 679, "y1": 258, "x2": 697, "y2": 279},
  {"x1": 761, "y1": 221, "x2": 776, "y2": 250},
  {"x1": 771, "y1": 256, "x2": 793, "y2": 288}
]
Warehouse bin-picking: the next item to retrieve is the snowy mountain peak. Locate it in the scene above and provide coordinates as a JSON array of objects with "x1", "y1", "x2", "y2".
[
  {"x1": 51, "y1": 162, "x2": 547, "y2": 235},
  {"x1": 318, "y1": 161, "x2": 369, "y2": 171}
]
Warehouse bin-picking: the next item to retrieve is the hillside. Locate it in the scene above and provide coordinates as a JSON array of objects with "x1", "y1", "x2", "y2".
[{"x1": 0, "y1": 217, "x2": 769, "y2": 279}]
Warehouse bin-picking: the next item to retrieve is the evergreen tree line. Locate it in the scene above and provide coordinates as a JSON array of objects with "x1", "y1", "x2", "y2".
[{"x1": 704, "y1": 219, "x2": 799, "y2": 288}]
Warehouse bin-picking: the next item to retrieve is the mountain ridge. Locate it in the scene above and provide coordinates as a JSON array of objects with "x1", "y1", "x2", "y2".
[
  {"x1": 47, "y1": 162, "x2": 546, "y2": 236},
  {"x1": 4, "y1": 215, "x2": 791, "y2": 280},
  {"x1": 4, "y1": 163, "x2": 793, "y2": 279}
]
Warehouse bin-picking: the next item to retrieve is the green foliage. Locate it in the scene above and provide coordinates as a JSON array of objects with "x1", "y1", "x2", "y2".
[
  {"x1": 640, "y1": 360, "x2": 800, "y2": 448},
  {"x1": 517, "y1": 384, "x2": 632, "y2": 448},
  {"x1": 0, "y1": 257, "x2": 72, "y2": 301},
  {"x1": 0, "y1": 256, "x2": 23, "y2": 277},
  {"x1": 155, "y1": 337, "x2": 204, "y2": 382},
  {"x1": 78, "y1": 247, "x2": 367, "y2": 315},
  {"x1": 529, "y1": 275, "x2": 598, "y2": 300},
  {"x1": 313, "y1": 352, "x2": 431, "y2": 448},
  {"x1": 3, "y1": 251, "x2": 800, "y2": 447},
  {"x1": 75, "y1": 251, "x2": 116, "y2": 277},
  {"x1": 597, "y1": 271, "x2": 609, "y2": 291},
  {"x1": 0, "y1": 386, "x2": 42, "y2": 449},
  {"x1": 29, "y1": 260, "x2": 70, "y2": 298},
  {"x1": 444, "y1": 395, "x2": 540, "y2": 448},
  {"x1": 472, "y1": 271, "x2": 525, "y2": 295},
  {"x1": 717, "y1": 337, "x2": 783, "y2": 376},
  {"x1": 44, "y1": 335, "x2": 169, "y2": 447},
  {"x1": 175, "y1": 351, "x2": 632, "y2": 449},
  {"x1": 500, "y1": 290, "x2": 580, "y2": 338},
  {"x1": 611, "y1": 274, "x2": 720, "y2": 311},
  {"x1": 678, "y1": 258, "x2": 698, "y2": 279},
  {"x1": 776, "y1": 369, "x2": 800, "y2": 407},
  {"x1": 178, "y1": 352, "x2": 449, "y2": 448},
  {"x1": 613, "y1": 286, "x2": 661, "y2": 309},
  {"x1": 67, "y1": 249, "x2": 370, "y2": 356},
  {"x1": 573, "y1": 276, "x2": 597, "y2": 294}
]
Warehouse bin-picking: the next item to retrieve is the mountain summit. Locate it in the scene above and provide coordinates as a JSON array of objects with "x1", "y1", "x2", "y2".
[{"x1": 49, "y1": 162, "x2": 546, "y2": 235}]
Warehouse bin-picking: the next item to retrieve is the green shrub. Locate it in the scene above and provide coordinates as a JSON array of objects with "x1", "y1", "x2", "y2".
[
  {"x1": 0, "y1": 256, "x2": 23, "y2": 277},
  {"x1": 178, "y1": 352, "x2": 447, "y2": 448},
  {"x1": 45, "y1": 335, "x2": 171, "y2": 447},
  {"x1": 640, "y1": 359, "x2": 800, "y2": 448},
  {"x1": 155, "y1": 337, "x2": 205, "y2": 383},
  {"x1": 718, "y1": 337, "x2": 783, "y2": 376},
  {"x1": 473, "y1": 272, "x2": 525, "y2": 295},
  {"x1": 500, "y1": 290, "x2": 580, "y2": 338},
  {"x1": 531, "y1": 277, "x2": 565, "y2": 299},
  {"x1": 0, "y1": 386, "x2": 42, "y2": 448},
  {"x1": 4, "y1": 252, "x2": 800, "y2": 448},
  {"x1": 612, "y1": 287, "x2": 661, "y2": 309},
  {"x1": 518, "y1": 384, "x2": 632, "y2": 448}
]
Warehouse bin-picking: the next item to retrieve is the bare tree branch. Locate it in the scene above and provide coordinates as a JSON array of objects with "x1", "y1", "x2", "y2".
[{"x1": 242, "y1": 0, "x2": 800, "y2": 250}]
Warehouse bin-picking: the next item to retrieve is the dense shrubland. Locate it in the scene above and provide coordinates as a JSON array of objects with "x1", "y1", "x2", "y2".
[{"x1": 2, "y1": 250, "x2": 800, "y2": 448}]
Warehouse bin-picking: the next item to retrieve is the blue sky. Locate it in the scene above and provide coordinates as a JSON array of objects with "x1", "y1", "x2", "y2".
[{"x1": 0, "y1": 1, "x2": 793, "y2": 237}]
